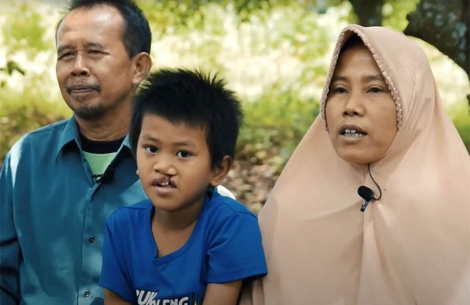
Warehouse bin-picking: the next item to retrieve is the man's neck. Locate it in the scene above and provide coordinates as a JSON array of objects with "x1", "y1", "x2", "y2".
[{"x1": 76, "y1": 111, "x2": 130, "y2": 142}]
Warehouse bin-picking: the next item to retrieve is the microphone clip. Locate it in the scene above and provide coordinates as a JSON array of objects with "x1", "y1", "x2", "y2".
[
  {"x1": 360, "y1": 200, "x2": 370, "y2": 212},
  {"x1": 92, "y1": 174, "x2": 103, "y2": 184}
]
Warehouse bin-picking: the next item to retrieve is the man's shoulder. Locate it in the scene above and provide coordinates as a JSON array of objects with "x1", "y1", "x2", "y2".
[
  {"x1": 4, "y1": 119, "x2": 71, "y2": 167},
  {"x1": 10, "y1": 119, "x2": 70, "y2": 151},
  {"x1": 22, "y1": 119, "x2": 70, "y2": 141}
]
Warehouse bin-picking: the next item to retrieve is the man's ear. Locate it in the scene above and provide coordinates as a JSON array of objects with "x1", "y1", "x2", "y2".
[
  {"x1": 210, "y1": 156, "x2": 233, "y2": 187},
  {"x1": 131, "y1": 52, "x2": 152, "y2": 87}
]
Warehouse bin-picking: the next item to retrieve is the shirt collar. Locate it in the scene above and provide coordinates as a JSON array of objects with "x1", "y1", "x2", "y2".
[
  {"x1": 55, "y1": 116, "x2": 133, "y2": 160},
  {"x1": 55, "y1": 116, "x2": 80, "y2": 160}
]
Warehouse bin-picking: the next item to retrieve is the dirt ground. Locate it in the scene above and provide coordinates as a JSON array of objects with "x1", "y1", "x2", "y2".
[{"x1": 223, "y1": 159, "x2": 279, "y2": 215}]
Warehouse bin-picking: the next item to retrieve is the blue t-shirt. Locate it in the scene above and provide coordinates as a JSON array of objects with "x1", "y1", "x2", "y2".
[{"x1": 99, "y1": 192, "x2": 267, "y2": 304}]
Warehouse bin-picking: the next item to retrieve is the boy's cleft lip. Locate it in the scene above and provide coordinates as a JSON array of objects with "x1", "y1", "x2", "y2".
[{"x1": 151, "y1": 175, "x2": 176, "y2": 188}]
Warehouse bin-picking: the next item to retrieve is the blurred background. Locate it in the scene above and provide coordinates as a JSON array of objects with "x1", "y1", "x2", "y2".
[{"x1": 0, "y1": 0, "x2": 469, "y2": 212}]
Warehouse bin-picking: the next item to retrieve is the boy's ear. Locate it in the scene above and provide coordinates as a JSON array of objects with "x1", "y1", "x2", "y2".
[{"x1": 210, "y1": 156, "x2": 233, "y2": 187}]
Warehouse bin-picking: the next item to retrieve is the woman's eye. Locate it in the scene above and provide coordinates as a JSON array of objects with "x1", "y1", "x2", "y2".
[
  {"x1": 332, "y1": 87, "x2": 347, "y2": 94},
  {"x1": 144, "y1": 146, "x2": 158, "y2": 153},
  {"x1": 176, "y1": 151, "x2": 191, "y2": 158},
  {"x1": 368, "y1": 87, "x2": 383, "y2": 93}
]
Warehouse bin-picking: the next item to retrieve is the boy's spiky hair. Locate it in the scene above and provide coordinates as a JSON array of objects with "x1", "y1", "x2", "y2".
[
  {"x1": 129, "y1": 68, "x2": 244, "y2": 168},
  {"x1": 58, "y1": 0, "x2": 151, "y2": 58}
]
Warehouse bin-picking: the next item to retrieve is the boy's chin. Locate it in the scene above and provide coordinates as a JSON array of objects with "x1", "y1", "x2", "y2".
[{"x1": 149, "y1": 195, "x2": 205, "y2": 214}]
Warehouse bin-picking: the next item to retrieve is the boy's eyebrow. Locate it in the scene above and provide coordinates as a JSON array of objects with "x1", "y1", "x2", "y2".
[
  {"x1": 140, "y1": 134, "x2": 197, "y2": 147},
  {"x1": 173, "y1": 140, "x2": 197, "y2": 147},
  {"x1": 140, "y1": 134, "x2": 158, "y2": 142}
]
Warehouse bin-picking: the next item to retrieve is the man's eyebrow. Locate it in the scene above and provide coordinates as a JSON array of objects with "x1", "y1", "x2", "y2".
[
  {"x1": 57, "y1": 43, "x2": 105, "y2": 55},
  {"x1": 86, "y1": 42, "x2": 105, "y2": 50},
  {"x1": 57, "y1": 45, "x2": 72, "y2": 54}
]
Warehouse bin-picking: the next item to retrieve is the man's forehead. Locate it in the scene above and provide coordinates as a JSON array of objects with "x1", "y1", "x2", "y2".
[
  {"x1": 56, "y1": 6, "x2": 123, "y2": 43},
  {"x1": 57, "y1": 5, "x2": 122, "y2": 34}
]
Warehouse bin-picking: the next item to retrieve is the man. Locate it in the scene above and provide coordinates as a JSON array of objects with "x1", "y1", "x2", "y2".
[
  {"x1": 0, "y1": 1, "x2": 233, "y2": 304},
  {"x1": 0, "y1": 1, "x2": 151, "y2": 304}
]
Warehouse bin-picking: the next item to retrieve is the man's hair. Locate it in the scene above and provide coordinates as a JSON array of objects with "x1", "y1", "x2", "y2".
[
  {"x1": 129, "y1": 68, "x2": 244, "y2": 168},
  {"x1": 57, "y1": 0, "x2": 151, "y2": 58}
]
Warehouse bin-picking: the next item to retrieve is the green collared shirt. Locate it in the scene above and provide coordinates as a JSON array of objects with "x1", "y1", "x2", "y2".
[{"x1": 0, "y1": 117, "x2": 147, "y2": 305}]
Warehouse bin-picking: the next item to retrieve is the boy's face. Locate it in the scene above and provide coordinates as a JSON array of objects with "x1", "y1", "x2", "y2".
[{"x1": 136, "y1": 113, "x2": 229, "y2": 212}]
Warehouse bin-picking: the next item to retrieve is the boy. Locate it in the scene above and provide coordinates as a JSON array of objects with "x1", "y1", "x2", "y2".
[{"x1": 99, "y1": 68, "x2": 267, "y2": 305}]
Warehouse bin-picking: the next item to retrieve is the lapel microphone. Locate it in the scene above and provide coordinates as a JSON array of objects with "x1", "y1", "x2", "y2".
[
  {"x1": 358, "y1": 186, "x2": 375, "y2": 212},
  {"x1": 358, "y1": 164, "x2": 382, "y2": 212}
]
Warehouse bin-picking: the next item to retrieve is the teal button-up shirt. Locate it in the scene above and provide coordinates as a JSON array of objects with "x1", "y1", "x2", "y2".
[{"x1": 0, "y1": 117, "x2": 147, "y2": 305}]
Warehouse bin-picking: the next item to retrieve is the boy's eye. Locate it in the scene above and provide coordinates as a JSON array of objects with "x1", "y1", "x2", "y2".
[
  {"x1": 144, "y1": 145, "x2": 158, "y2": 153},
  {"x1": 176, "y1": 151, "x2": 191, "y2": 158}
]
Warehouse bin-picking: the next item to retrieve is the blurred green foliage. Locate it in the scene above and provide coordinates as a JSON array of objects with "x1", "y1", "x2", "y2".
[
  {"x1": 0, "y1": 0, "x2": 468, "y2": 170},
  {"x1": 449, "y1": 102, "x2": 470, "y2": 152},
  {"x1": 1, "y1": 3, "x2": 50, "y2": 58}
]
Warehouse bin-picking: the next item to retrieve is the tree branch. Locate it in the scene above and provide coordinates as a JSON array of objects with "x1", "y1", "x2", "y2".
[
  {"x1": 404, "y1": 0, "x2": 469, "y2": 79},
  {"x1": 348, "y1": 0, "x2": 384, "y2": 26}
]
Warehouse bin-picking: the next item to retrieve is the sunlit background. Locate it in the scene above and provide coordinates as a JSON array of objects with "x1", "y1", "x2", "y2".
[{"x1": 0, "y1": 0, "x2": 468, "y2": 209}]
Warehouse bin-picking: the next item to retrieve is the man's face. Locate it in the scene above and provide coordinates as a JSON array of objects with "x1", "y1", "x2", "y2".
[{"x1": 55, "y1": 5, "x2": 137, "y2": 121}]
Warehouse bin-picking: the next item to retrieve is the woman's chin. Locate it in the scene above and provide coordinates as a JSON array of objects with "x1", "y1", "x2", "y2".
[{"x1": 336, "y1": 150, "x2": 380, "y2": 166}]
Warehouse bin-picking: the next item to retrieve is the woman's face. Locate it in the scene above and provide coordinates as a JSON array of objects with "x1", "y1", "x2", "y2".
[{"x1": 325, "y1": 45, "x2": 397, "y2": 165}]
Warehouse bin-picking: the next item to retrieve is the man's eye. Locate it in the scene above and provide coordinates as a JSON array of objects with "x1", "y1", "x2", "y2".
[
  {"x1": 60, "y1": 52, "x2": 74, "y2": 59},
  {"x1": 144, "y1": 146, "x2": 158, "y2": 153},
  {"x1": 176, "y1": 151, "x2": 191, "y2": 158}
]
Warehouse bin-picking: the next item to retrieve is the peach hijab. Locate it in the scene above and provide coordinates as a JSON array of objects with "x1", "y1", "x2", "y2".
[{"x1": 245, "y1": 25, "x2": 470, "y2": 305}]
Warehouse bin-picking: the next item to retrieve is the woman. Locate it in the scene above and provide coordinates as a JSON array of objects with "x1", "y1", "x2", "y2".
[{"x1": 243, "y1": 25, "x2": 470, "y2": 305}]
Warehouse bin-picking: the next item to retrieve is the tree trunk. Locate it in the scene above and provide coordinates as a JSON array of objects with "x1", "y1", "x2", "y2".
[
  {"x1": 348, "y1": 0, "x2": 384, "y2": 26},
  {"x1": 404, "y1": 0, "x2": 470, "y2": 109}
]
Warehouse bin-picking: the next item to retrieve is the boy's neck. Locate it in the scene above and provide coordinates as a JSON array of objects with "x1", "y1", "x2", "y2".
[{"x1": 152, "y1": 196, "x2": 205, "y2": 232}]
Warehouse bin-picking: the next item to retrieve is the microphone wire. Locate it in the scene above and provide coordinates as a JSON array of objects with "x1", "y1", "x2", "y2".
[{"x1": 367, "y1": 163, "x2": 382, "y2": 200}]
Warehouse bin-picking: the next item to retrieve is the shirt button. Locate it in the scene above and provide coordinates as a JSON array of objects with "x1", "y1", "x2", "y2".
[
  {"x1": 83, "y1": 290, "x2": 91, "y2": 298},
  {"x1": 88, "y1": 236, "x2": 95, "y2": 244}
]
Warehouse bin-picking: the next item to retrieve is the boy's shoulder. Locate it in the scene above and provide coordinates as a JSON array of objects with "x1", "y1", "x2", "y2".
[
  {"x1": 107, "y1": 199, "x2": 152, "y2": 227},
  {"x1": 204, "y1": 192, "x2": 257, "y2": 223}
]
